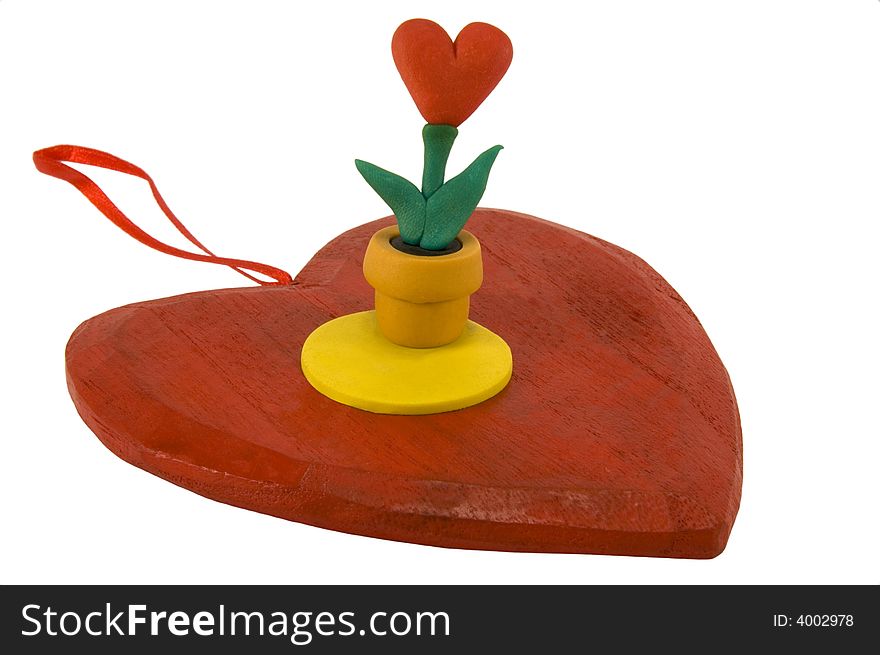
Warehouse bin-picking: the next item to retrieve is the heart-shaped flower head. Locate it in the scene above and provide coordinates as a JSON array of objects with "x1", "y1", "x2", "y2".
[{"x1": 392, "y1": 19, "x2": 514, "y2": 127}]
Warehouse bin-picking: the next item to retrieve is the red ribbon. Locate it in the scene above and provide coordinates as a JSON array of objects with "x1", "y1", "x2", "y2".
[{"x1": 33, "y1": 145, "x2": 293, "y2": 286}]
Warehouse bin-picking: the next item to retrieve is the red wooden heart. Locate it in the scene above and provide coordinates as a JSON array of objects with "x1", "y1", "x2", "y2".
[
  {"x1": 392, "y1": 19, "x2": 513, "y2": 126},
  {"x1": 65, "y1": 210, "x2": 742, "y2": 558}
]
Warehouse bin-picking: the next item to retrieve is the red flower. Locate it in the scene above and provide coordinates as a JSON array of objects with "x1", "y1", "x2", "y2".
[{"x1": 392, "y1": 19, "x2": 513, "y2": 127}]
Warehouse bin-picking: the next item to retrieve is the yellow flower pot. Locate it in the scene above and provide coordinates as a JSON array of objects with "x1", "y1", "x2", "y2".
[{"x1": 363, "y1": 225, "x2": 483, "y2": 348}]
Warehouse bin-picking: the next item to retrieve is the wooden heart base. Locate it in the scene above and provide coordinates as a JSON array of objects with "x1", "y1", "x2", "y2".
[{"x1": 66, "y1": 210, "x2": 742, "y2": 558}]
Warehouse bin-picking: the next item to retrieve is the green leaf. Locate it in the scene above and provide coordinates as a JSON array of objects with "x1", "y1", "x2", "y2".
[
  {"x1": 355, "y1": 159, "x2": 426, "y2": 244},
  {"x1": 420, "y1": 145, "x2": 503, "y2": 250}
]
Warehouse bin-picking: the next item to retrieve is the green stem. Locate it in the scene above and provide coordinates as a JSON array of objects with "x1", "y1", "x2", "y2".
[{"x1": 421, "y1": 124, "x2": 458, "y2": 198}]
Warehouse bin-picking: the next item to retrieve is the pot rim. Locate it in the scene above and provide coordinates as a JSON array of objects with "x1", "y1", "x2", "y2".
[{"x1": 363, "y1": 226, "x2": 483, "y2": 303}]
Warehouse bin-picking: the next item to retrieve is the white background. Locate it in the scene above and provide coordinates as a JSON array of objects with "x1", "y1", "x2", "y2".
[{"x1": 1, "y1": 0, "x2": 878, "y2": 584}]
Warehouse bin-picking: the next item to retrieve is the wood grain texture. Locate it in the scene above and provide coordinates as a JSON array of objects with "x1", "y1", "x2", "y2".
[{"x1": 66, "y1": 209, "x2": 742, "y2": 558}]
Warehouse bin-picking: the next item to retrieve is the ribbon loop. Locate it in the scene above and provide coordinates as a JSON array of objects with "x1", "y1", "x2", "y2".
[{"x1": 33, "y1": 145, "x2": 294, "y2": 286}]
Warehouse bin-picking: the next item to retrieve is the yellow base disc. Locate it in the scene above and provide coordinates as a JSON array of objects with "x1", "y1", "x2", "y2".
[{"x1": 301, "y1": 311, "x2": 512, "y2": 415}]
